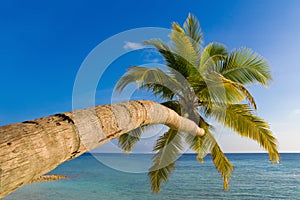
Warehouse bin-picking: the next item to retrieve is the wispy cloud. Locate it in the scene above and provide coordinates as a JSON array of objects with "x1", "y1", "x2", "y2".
[
  {"x1": 290, "y1": 109, "x2": 300, "y2": 116},
  {"x1": 144, "y1": 58, "x2": 161, "y2": 63},
  {"x1": 123, "y1": 42, "x2": 162, "y2": 63},
  {"x1": 123, "y1": 41, "x2": 143, "y2": 50},
  {"x1": 143, "y1": 49, "x2": 162, "y2": 63}
]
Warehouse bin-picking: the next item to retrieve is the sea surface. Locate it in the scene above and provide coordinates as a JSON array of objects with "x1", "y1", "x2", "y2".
[{"x1": 3, "y1": 153, "x2": 300, "y2": 200}]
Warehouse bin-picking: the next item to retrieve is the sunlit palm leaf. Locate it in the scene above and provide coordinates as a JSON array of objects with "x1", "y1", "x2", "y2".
[
  {"x1": 185, "y1": 114, "x2": 233, "y2": 190},
  {"x1": 144, "y1": 39, "x2": 170, "y2": 51},
  {"x1": 211, "y1": 144, "x2": 234, "y2": 190},
  {"x1": 221, "y1": 48, "x2": 272, "y2": 86},
  {"x1": 145, "y1": 37, "x2": 197, "y2": 79},
  {"x1": 199, "y1": 42, "x2": 228, "y2": 73},
  {"x1": 144, "y1": 39, "x2": 190, "y2": 78},
  {"x1": 189, "y1": 43, "x2": 228, "y2": 102},
  {"x1": 210, "y1": 104, "x2": 280, "y2": 163},
  {"x1": 217, "y1": 74, "x2": 257, "y2": 110},
  {"x1": 144, "y1": 39, "x2": 176, "y2": 68},
  {"x1": 192, "y1": 72, "x2": 257, "y2": 110},
  {"x1": 144, "y1": 39, "x2": 177, "y2": 71},
  {"x1": 219, "y1": 74, "x2": 257, "y2": 110},
  {"x1": 185, "y1": 130, "x2": 214, "y2": 162},
  {"x1": 183, "y1": 13, "x2": 203, "y2": 54},
  {"x1": 185, "y1": 132, "x2": 233, "y2": 190},
  {"x1": 194, "y1": 73, "x2": 245, "y2": 106},
  {"x1": 149, "y1": 129, "x2": 183, "y2": 192},
  {"x1": 170, "y1": 23, "x2": 199, "y2": 70},
  {"x1": 115, "y1": 66, "x2": 184, "y2": 100},
  {"x1": 172, "y1": 22, "x2": 185, "y2": 34}
]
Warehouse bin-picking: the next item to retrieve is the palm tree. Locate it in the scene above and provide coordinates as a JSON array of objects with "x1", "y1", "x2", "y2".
[
  {"x1": 116, "y1": 14, "x2": 279, "y2": 192},
  {"x1": 0, "y1": 100, "x2": 203, "y2": 198}
]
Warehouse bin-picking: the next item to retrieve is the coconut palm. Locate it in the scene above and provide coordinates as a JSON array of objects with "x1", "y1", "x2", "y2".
[
  {"x1": 116, "y1": 14, "x2": 279, "y2": 192},
  {"x1": 0, "y1": 100, "x2": 204, "y2": 198}
]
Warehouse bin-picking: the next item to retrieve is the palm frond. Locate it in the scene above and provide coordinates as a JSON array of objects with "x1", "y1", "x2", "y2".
[
  {"x1": 172, "y1": 22, "x2": 185, "y2": 34},
  {"x1": 161, "y1": 100, "x2": 181, "y2": 115},
  {"x1": 145, "y1": 34, "x2": 198, "y2": 78},
  {"x1": 216, "y1": 73, "x2": 257, "y2": 110},
  {"x1": 221, "y1": 47, "x2": 272, "y2": 86},
  {"x1": 211, "y1": 144, "x2": 234, "y2": 190},
  {"x1": 183, "y1": 13, "x2": 203, "y2": 54},
  {"x1": 194, "y1": 73, "x2": 245, "y2": 106},
  {"x1": 170, "y1": 23, "x2": 199, "y2": 70},
  {"x1": 192, "y1": 72, "x2": 257, "y2": 110},
  {"x1": 144, "y1": 39, "x2": 183, "y2": 80},
  {"x1": 115, "y1": 66, "x2": 184, "y2": 100},
  {"x1": 184, "y1": 114, "x2": 233, "y2": 190},
  {"x1": 185, "y1": 132, "x2": 233, "y2": 190},
  {"x1": 210, "y1": 104, "x2": 280, "y2": 163},
  {"x1": 141, "y1": 83, "x2": 175, "y2": 100},
  {"x1": 148, "y1": 162, "x2": 175, "y2": 193},
  {"x1": 144, "y1": 39, "x2": 190, "y2": 78},
  {"x1": 199, "y1": 42, "x2": 228, "y2": 73},
  {"x1": 144, "y1": 39, "x2": 170, "y2": 50},
  {"x1": 185, "y1": 129, "x2": 214, "y2": 162},
  {"x1": 149, "y1": 129, "x2": 183, "y2": 192},
  {"x1": 118, "y1": 125, "x2": 150, "y2": 153}
]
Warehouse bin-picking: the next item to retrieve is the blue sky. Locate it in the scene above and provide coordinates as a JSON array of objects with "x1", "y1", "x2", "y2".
[{"x1": 1, "y1": 0, "x2": 300, "y2": 152}]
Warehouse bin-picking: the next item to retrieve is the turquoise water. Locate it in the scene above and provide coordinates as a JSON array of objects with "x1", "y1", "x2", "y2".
[{"x1": 3, "y1": 153, "x2": 300, "y2": 200}]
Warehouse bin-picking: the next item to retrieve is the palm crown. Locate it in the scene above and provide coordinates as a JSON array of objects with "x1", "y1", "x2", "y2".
[{"x1": 116, "y1": 13, "x2": 279, "y2": 192}]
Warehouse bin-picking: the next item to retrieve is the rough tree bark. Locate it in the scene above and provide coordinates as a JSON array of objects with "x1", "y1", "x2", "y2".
[{"x1": 0, "y1": 100, "x2": 204, "y2": 198}]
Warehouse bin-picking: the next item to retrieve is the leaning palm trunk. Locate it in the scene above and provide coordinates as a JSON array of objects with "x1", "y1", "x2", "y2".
[{"x1": 0, "y1": 100, "x2": 204, "y2": 198}]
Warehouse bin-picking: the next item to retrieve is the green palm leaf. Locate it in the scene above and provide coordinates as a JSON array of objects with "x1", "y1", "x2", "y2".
[
  {"x1": 149, "y1": 129, "x2": 183, "y2": 192},
  {"x1": 115, "y1": 66, "x2": 184, "y2": 100},
  {"x1": 194, "y1": 73, "x2": 244, "y2": 106},
  {"x1": 118, "y1": 125, "x2": 150, "y2": 153},
  {"x1": 148, "y1": 162, "x2": 175, "y2": 193},
  {"x1": 185, "y1": 130, "x2": 214, "y2": 162},
  {"x1": 211, "y1": 144, "x2": 233, "y2": 190},
  {"x1": 221, "y1": 48, "x2": 272, "y2": 86},
  {"x1": 141, "y1": 83, "x2": 175, "y2": 100},
  {"x1": 144, "y1": 39, "x2": 176, "y2": 68},
  {"x1": 210, "y1": 104, "x2": 280, "y2": 163},
  {"x1": 185, "y1": 114, "x2": 233, "y2": 190},
  {"x1": 183, "y1": 13, "x2": 203, "y2": 53},
  {"x1": 191, "y1": 72, "x2": 257, "y2": 110},
  {"x1": 144, "y1": 39, "x2": 191, "y2": 78},
  {"x1": 185, "y1": 133, "x2": 233, "y2": 190},
  {"x1": 170, "y1": 23, "x2": 199, "y2": 71},
  {"x1": 144, "y1": 39, "x2": 170, "y2": 51},
  {"x1": 199, "y1": 42, "x2": 228, "y2": 73},
  {"x1": 217, "y1": 73, "x2": 257, "y2": 110}
]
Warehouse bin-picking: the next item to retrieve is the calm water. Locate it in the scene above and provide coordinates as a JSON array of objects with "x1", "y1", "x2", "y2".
[{"x1": 3, "y1": 153, "x2": 300, "y2": 200}]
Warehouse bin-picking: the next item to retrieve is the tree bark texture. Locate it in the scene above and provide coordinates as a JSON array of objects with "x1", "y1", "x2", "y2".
[{"x1": 0, "y1": 100, "x2": 204, "y2": 198}]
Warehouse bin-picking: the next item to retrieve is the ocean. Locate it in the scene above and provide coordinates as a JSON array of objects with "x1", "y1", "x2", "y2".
[{"x1": 3, "y1": 153, "x2": 300, "y2": 200}]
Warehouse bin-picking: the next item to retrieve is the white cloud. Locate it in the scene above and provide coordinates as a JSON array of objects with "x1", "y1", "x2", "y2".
[
  {"x1": 123, "y1": 41, "x2": 143, "y2": 50},
  {"x1": 142, "y1": 48, "x2": 162, "y2": 63},
  {"x1": 144, "y1": 58, "x2": 161, "y2": 63},
  {"x1": 291, "y1": 109, "x2": 300, "y2": 116}
]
